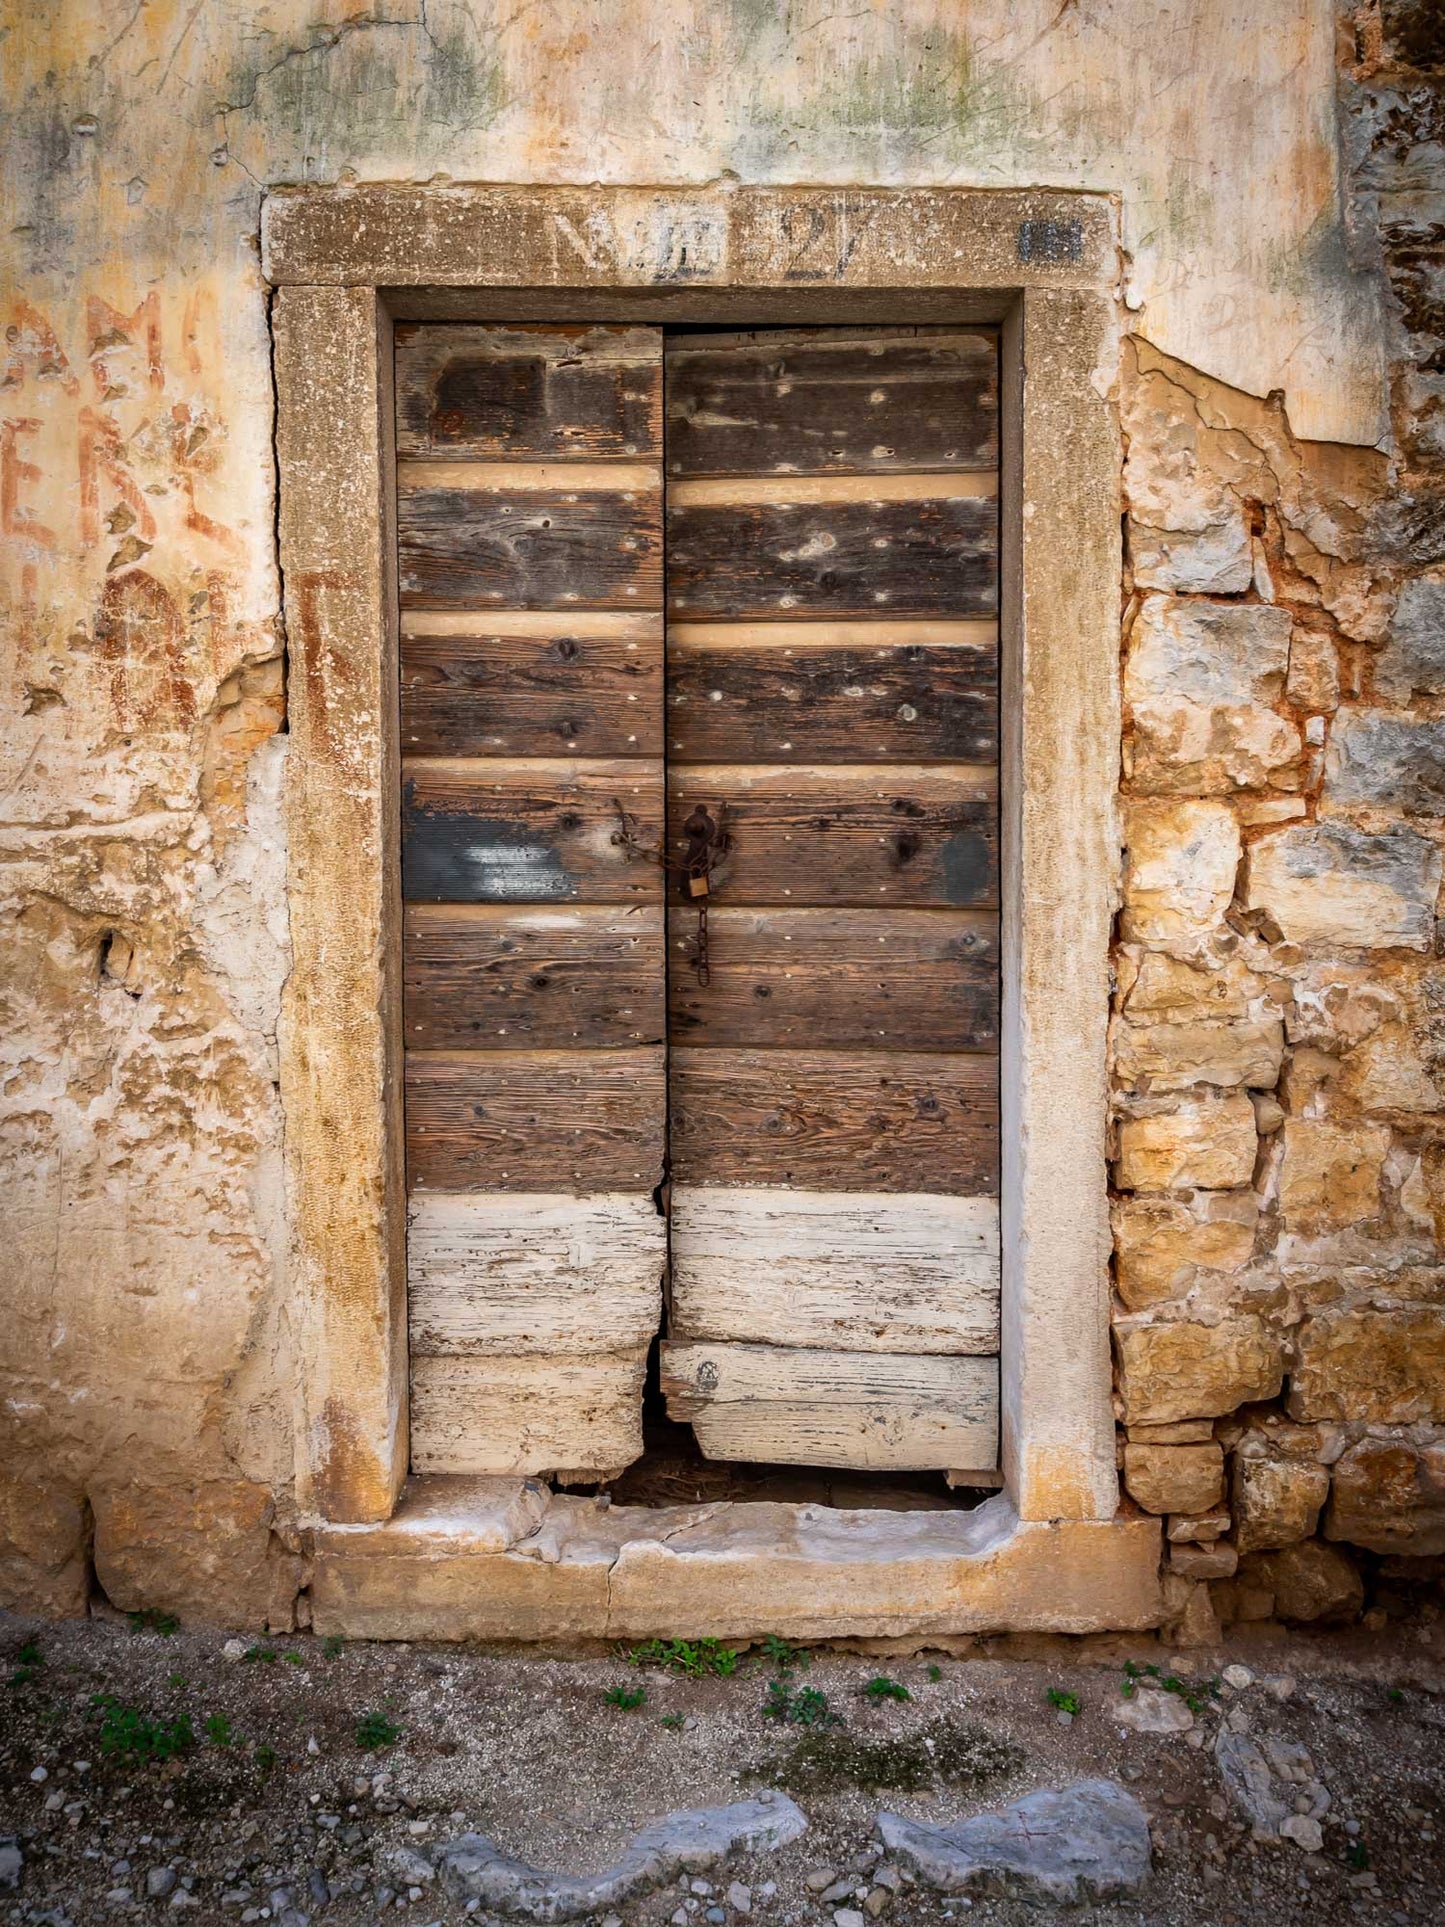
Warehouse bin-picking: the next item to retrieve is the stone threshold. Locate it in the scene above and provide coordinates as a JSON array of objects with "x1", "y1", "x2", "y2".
[{"x1": 310, "y1": 1479, "x2": 1163, "y2": 1642}]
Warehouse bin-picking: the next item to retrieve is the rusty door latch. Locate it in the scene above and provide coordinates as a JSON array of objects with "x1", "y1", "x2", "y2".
[{"x1": 612, "y1": 798, "x2": 730, "y2": 985}]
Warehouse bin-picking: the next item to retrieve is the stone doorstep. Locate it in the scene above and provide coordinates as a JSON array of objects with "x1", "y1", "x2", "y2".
[{"x1": 309, "y1": 1480, "x2": 1163, "y2": 1642}]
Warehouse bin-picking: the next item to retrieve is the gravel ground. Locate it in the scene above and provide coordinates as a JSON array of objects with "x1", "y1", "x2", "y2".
[{"x1": 1, "y1": 1608, "x2": 1442, "y2": 1927}]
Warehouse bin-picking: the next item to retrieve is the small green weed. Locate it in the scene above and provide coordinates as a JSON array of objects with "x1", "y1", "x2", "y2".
[
  {"x1": 1347, "y1": 1841, "x2": 1371, "y2": 1871},
  {"x1": 926, "y1": 1664, "x2": 942, "y2": 1683},
  {"x1": 762, "y1": 1680, "x2": 838, "y2": 1728},
  {"x1": 1387, "y1": 1686, "x2": 1406, "y2": 1704},
  {"x1": 626, "y1": 1638, "x2": 739, "y2": 1678},
  {"x1": 205, "y1": 1712, "x2": 234, "y2": 1747},
  {"x1": 323, "y1": 1635, "x2": 345, "y2": 1659},
  {"x1": 128, "y1": 1609, "x2": 180, "y2": 1637},
  {"x1": 761, "y1": 1635, "x2": 809, "y2": 1673},
  {"x1": 255, "y1": 1743, "x2": 277, "y2": 1772},
  {"x1": 604, "y1": 1684, "x2": 647, "y2": 1711},
  {"x1": 282, "y1": 1651, "x2": 304, "y2": 1666},
  {"x1": 863, "y1": 1676, "x2": 911, "y2": 1703},
  {"x1": 8, "y1": 1640, "x2": 44, "y2": 1689},
  {"x1": 167, "y1": 1673, "x2": 188, "y2": 1689},
  {"x1": 355, "y1": 1710, "x2": 400, "y2": 1751},
  {"x1": 242, "y1": 1645, "x2": 278, "y2": 1664},
  {"x1": 660, "y1": 1712, "x2": 684, "y2": 1730},
  {"x1": 751, "y1": 1716, "x2": 1023, "y2": 1795},
  {"x1": 1121, "y1": 1660, "x2": 1218, "y2": 1716},
  {"x1": 91, "y1": 1695, "x2": 194, "y2": 1762},
  {"x1": 1046, "y1": 1688, "x2": 1081, "y2": 1716}
]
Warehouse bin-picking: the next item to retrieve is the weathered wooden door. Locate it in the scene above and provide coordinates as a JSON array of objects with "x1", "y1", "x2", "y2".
[
  {"x1": 394, "y1": 321, "x2": 1001, "y2": 1483},
  {"x1": 658, "y1": 328, "x2": 1002, "y2": 1472}
]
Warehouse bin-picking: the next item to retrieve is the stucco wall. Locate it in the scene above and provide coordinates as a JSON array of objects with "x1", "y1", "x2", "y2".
[{"x1": 0, "y1": 0, "x2": 1441, "y2": 1629}]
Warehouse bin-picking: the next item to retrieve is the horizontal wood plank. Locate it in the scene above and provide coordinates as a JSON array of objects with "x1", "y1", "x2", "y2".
[
  {"x1": 401, "y1": 758, "x2": 663, "y2": 904},
  {"x1": 669, "y1": 1047, "x2": 999, "y2": 1192},
  {"x1": 404, "y1": 903, "x2": 665, "y2": 1048},
  {"x1": 395, "y1": 323, "x2": 662, "y2": 460},
  {"x1": 406, "y1": 1047, "x2": 665, "y2": 1192},
  {"x1": 667, "y1": 472, "x2": 997, "y2": 508},
  {"x1": 398, "y1": 479, "x2": 661, "y2": 611},
  {"x1": 410, "y1": 1350, "x2": 647, "y2": 1477},
  {"x1": 665, "y1": 495, "x2": 997, "y2": 620},
  {"x1": 667, "y1": 636, "x2": 997, "y2": 764},
  {"x1": 668, "y1": 906, "x2": 998, "y2": 1050},
  {"x1": 401, "y1": 620, "x2": 662, "y2": 756},
  {"x1": 667, "y1": 764, "x2": 998, "y2": 908},
  {"x1": 665, "y1": 329, "x2": 997, "y2": 477},
  {"x1": 669, "y1": 1187, "x2": 999, "y2": 1353},
  {"x1": 659, "y1": 1342, "x2": 999, "y2": 1472},
  {"x1": 408, "y1": 1192, "x2": 663, "y2": 1354}
]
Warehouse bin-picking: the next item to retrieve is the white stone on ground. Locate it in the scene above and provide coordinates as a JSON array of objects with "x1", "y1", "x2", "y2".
[{"x1": 1115, "y1": 1686, "x2": 1194, "y2": 1734}]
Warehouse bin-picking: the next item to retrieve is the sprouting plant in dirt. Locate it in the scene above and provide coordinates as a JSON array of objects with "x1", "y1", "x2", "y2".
[
  {"x1": 8, "y1": 1639, "x2": 44, "y2": 1689},
  {"x1": 604, "y1": 1683, "x2": 647, "y2": 1711},
  {"x1": 749, "y1": 1716, "x2": 1024, "y2": 1796},
  {"x1": 863, "y1": 1676, "x2": 911, "y2": 1704},
  {"x1": 1120, "y1": 1660, "x2": 1218, "y2": 1717},
  {"x1": 1347, "y1": 1841, "x2": 1371, "y2": 1870},
  {"x1": 1045, "y1": 1687, "x2": 1081, "y2": 1715},
  {"x1": 1387, "y1": 1686, "x2": 1406, "y2": 1705},
  {"x1": 355, "y1": 1711, "x2": 400, "y2": 1751},
  {"x1": 323, "y1": 1635, "x2": 345, "y2": 1659},
  {"x1": 243, "y1": 1645, "x2": 278, "y2": 1665},
  {"x1": 760, "y1": 1635, "x2": 810, "y2": 1674},
  {"x1": 626, "y1": 1637, "x2": 740, "y2": 1679},
  {"x1": 762, "y1": 1680, "x2": 839, "y2": 1728},
  {"x1": 128, "y1": 1608, "x2": 180, "y2": 1637},
  {"x1": 926, "y1": 1664, "x2": 943, "y2": 1683},
  {"x1": 255, "y1": 1743, "x2": 277, "y2": 1773},
  {"x1": 660, "y1": 1711, "x2": 684, "y2": 1730},
  {"x1": 91, "y1": 1694, "x2": 195, "y2": 1762},
  {"x1": 205, "y1": 1712, "x2": 234, "y2": 1747}
]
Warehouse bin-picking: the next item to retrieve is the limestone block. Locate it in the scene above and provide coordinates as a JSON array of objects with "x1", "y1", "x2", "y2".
[
  {"x1": 1122, "y1": 951, "x2": 1264, "y2": 1020},
  {"x1": 1114, "y1": 1016, "x2": 1284, "y2": 1092},
  {"x1": 1337, "y1": 1021, "x2": 1443, "y2": 1114},
  {"x1": 1288, "y1": 1306, "x2": 1445, "y2": 1423},
  {"x1": 1115, "y1": 1315, "x2": 1283, "y2": 1424},
  {"x1": 1277, "y1": 1120, "x2": 1388, "y2": 1233},
  {"x1": 91, "y1": 1481, "x2": 302, "y2": 1633},
  {"x1": 1167, "y1": 1510, "x2": 1231, "y2": 1542},
  {"x1": 1240, "y1": 1541, "x2": 1363, "y2": 1623},
  {"x1": 0, "y1": 1476, "x2": 91, "y2": 1618},
  {"x1": 1115, "y1": 1095, "x2": 1257, "y2": 1191},
  {"x1": 1376, "y1": 574, "x2": 1445, "y2": 701},
  {"x1": 1232, "y1": 1452, "x2": 1329, "y2": 1552},
  {"x1": 1285, "y1": 627, "x2": 1340, "y2": 712},
  {"x1": 1128, "y1": 1420, "x2": 1217, "y2": 1444},
  {"x1": 1112, "y1": 1191, "x2": 1258, "y2": 1310},
  {"x1": 1325, "y1": 1438, "x2": 1445, "y2": 1555},
  {"x1": 1121, "y1": 800, "x2": 1241, "y2": 948},
  {"x1": 1122, "y1": 1442, "x2": 1224, "y2": 1515},
  {"x1": 1129, "y1": 515, "x2": 1254, "y2": 595},
  {"x1": 1125, "y1": 596, "x2": 1300, "y2": 792},
  {"x1": 1244, "y1": 822, "x2": 1440, "y2": 950},
  {"x1": 1170, "y1": 1540, "x2": 1237, "y2": 1579},
  {"x1": 1324, "y1": 709, "x2": 1445, "y2": 815}
]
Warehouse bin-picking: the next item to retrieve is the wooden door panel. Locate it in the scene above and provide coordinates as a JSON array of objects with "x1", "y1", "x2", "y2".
[
  {"x1": 396, "y1": 323, "x2": 663, "y2": 461},
  {"x1": 405, "y1": 903, "x2": 665, "y2": 1049},
  {"x1": 411, "y1": 1352, "x2": 648, "y2": 1478},
  {"x1": 667, "y1": 906, "x2": 998, "y2": 1050},
  {"x1": 659, "y1": 1343, "x2": 998, "y2": 1473},
  {"x1": 669, "y1": 1047, "x2": 998, "y2": 1193},
  {"x1": 401, "y1": 613, "x2": 662, "y2": 757},
  {"x1": 665, "y1": 327, "x2": 998, "y2": 476},
  {"x1": 402, "y1": 757, "x2": 662, "y2": 904},
  {"x1": 667, "y1": 764, "x2": 998, "y2": 908}
]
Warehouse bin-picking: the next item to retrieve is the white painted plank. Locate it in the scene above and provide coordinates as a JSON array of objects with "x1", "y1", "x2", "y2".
[
  {"x1": 669, "y1": 1188, "x2": 999, "y2": 1354},
  {"x1": 408, "y1": 1192, "x2": 663, "y2": 1355},
  {"x1": 660, "y1": 1342, "x2": 998, "y2": 1472},
  {"x1": 410, "y1": 1351, "x2": 647, "y2": 1477}
]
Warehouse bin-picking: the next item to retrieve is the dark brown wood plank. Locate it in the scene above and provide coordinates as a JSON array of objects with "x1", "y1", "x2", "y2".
[
  {"x1": 666, "y1": 631, "x2": 997, "y2": 763},
  {"x1": 402, "y1": 757, "x2": 663, "y2": 904},
  {"x1": 667, "y1": 765, "x2": 997, "y2": 908},
  {"x1": 665, "y1": 492, "x2": 996, "y2": 619},
  {"x1": 669, "y1": 1047, "x2": 999, "y2": 1193},
  {"x1": 406, "y1": 1047, "x2": 665, "y2": 1192},
  {"x1": 666, "y1": 329, "x2": 997, "y2": 477},
  {"x1": 395, "y1": 324, "x2": 662, "y2": 459},
  {"x1": 404, "y1": 903, "x2": 664, "y2": 1049},
  {"x1": 668, "y1": 907, "x2": 998, "y2": 1051},
  {"x1": 400, "y1": 617, "x2": 662, "y2": 756},
  {"x1": 398, "y1": 475, "x2": 661, "y2": 611}
]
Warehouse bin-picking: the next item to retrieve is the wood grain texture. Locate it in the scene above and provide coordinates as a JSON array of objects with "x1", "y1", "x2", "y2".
[
  {"x1": 667, "y1": 906, "x2": 998, "y2": 1050},
  {"x1": 669, "y1": 1187, "x2": 1000, "y2": 1353},
  {"x1": 410, "y1": 1350, "x2": 647, "y2": 1476},
  {"x1": 406, "y1": 1047, "x2": 665, "y2": 1192},
  {"x1": 665, "y1": 495, "x2": 997, "y2": 620},
  {"x1": 395, "y1": 323, "x2": 662, "y2": 460},
  {"x1": 404, "y1": 903, "x2": 664, "y2": 1048},
  {"x1": 400, "y1": 618, "x2": 662, "y2": 756},
  {"x1": 398, "y1": 478, "x2": 661, "y2": 611},
  {"x1": 665, "y1": 328, "x2": 997, "y2": 477},
  {"x1": 659, "y1": 1342, "x2": 999, "y2": 1472},
  {"x1": 408, "y1": 1192, "x2": 663, "y2": 1354},
  {"x1": 667, "y1": 764, "x2": 998, "y2": 908},
  {"x1": 666, "y1": 636, "x2": 997, "y2": 763},
  {"x1": 401, "y1": 758, "x2": 663, "y2": 904},
  {"x1": 668, "y1": 1048, "x2": 999, "y2": 1193}
]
